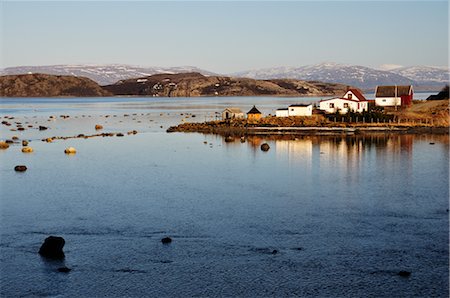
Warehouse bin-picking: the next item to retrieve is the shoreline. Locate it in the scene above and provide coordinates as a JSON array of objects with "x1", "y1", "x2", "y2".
[{"x1": 167, "y1": 121, "x2": 449, "y2": 136}]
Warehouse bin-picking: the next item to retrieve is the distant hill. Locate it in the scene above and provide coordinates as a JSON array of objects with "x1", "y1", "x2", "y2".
[
  {"x1": 0, "y1": 73, "x2": 111, "y2": 97},
  {"x1": 389, "y1": 66, "x2": 449, "y2": 86},
  {"x1": 0, "y1": 64, "x2": 217, "y2": 86},
  {"x1": 426, "y1": 85, "x2": 449, "y2": 100},
  {"x1": 102, "y1": 72, "x2": 350, "y2": 97},
  {"x1": 232, "y1": 63, "x2": 449, "y2": 90}
]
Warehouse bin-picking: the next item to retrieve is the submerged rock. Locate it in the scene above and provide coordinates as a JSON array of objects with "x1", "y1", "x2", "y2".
[
  {"x1": 260, "y1": 143, "x2": 270, "y2": 151},
  {"x1": 398, "y1": 271, "x2": 411, "y2": 277},
  {"x1": 14, "y1": 165, "x2": 27, "y2": 172},
  {"x1": 22, "y1": 140, "x2": 29, "y2": 146},
  {"x1": 161, "y1": 237, "x2": 172, "y2": 244},
  {"x1": 116, "y1": 133, "x2": 124, "y2": 137},
  {"x1": 39, "y1": 236, "x2": 65, "y2": 259},
  {"x1": 57, "y1": 266, "x2": 71, "y2": 273}
]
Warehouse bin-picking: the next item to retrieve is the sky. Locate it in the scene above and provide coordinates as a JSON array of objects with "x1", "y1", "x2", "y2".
[{"x1": 0, "y1": 1, "x2": 448, "y2": 73}]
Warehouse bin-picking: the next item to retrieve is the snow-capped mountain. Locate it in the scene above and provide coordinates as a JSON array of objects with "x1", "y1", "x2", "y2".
[
  {"x1": 1, "y1": 63, "x2": 447, "y2": 90},
  {"x1": 0, "y1": 64, "x2": 217, "y2": 85},
  {"x1": 232, "y1": 63, "x2": 416, "y2": 90},
  {"x1": 388, "y1": 66, "x2": 449, "y2": 85}
]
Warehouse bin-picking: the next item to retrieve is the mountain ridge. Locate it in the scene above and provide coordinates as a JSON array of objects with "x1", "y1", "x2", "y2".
[{"x1": 1, "y1": 63, "x2": 448, "y2": 90}]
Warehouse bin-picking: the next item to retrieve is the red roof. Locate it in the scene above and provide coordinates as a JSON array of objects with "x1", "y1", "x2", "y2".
[
  {"x1": 320, "y1": 97, "x2": 366, "y2": 103},
  {"x1": 346, "y1": 88, "x2": 367, "y2": 101}
]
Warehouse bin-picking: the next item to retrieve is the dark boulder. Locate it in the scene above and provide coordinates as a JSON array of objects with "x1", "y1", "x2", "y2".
[
  {"x1": 398, "y1": 271, "x2": 411, "y2": 277},
  {"x1": 14, "y1": 165, "x2": 27, "y2": 172},
  {"x1": 224, "y1": 136, "x2": 234, "y2": 142},
  {"x1": 39, "y1": 236, "x2": 65, "y2": 259},
  {"x1": 161, "y1": 237, "x2": 172, "y2": 244},
  {"x1": 39, "y1": 126, "x2": 48, "y2": 130},
  {"x1": 260, "y1": 143, "x2": 270, "y2": 151}
]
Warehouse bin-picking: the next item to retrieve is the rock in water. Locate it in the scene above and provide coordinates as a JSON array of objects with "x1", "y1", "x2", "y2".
[
  {"x1": 14, "y1": 165, "x2": 27, "y2": 172},
  {"x1": 0, "y1": 141, "x2": 9, "y2": 149},
  {"x1": 39, "y1": 126, "x2": 48, "y2": 130},
  {"x1": 64, "y1": 147, "x2": 76, "y2": 154},
  {"x1": 95, "y1": 124, "x2": 103, "y2": 130},
  {"x1": 22, "y1": 140, "x2": 29, "y2": 146},
  {"x1": 39, "y1": 236, "x2": 65, "y2": 259},
  {"x1": 260, "y1": 143, "x2": 270, "y2": 151},
  {"x1": 22, "y1": 147, "x2": 33, "y2": 153},
  {"x1": 224, "y1": 136, "x2": 234, "y2": 142},
  {"x1": 161, "y1": 237, "x2": 172, "y2": 244}
]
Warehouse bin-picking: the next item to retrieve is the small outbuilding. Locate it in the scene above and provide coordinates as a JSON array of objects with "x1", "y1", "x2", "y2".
[
  {"x1": 375, "y1": 85, "x2": 414, "y2": 107},
  {"x1": 288, "y1": 104, "x2": 313, "y2": 116},
  {"x1": 275, "y1": 108, "x2": 289, "y2": 117},
  {"x1": 222, "y1": 108, "x2": 245, "y2": 120},
  {"x1": 276, "y1": 104, "x2": 313, "y2": 117},
  {"x1": 247, "y1": 106, "x2": 262, "y2": 121}
]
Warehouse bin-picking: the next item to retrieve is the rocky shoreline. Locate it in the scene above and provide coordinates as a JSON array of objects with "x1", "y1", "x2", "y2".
[{"x1": 167, "y1": 118, "x2": 449, "y2": 136}]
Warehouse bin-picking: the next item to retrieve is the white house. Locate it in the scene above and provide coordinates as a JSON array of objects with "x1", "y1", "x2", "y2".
[
  {"x1": 276, "y1": 104, "x2": 313, "y2": 117},
  {"x1": 375, "y1": 85, "x2": 414, "y2": 107},
  {"x1": 319, "y1": 88, "x2": 368, "y2": 114}
]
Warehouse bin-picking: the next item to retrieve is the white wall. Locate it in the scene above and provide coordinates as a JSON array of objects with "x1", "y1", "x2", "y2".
[
  {"x1": 319, "y1": 99, "x2": 367, "y2": 114},
  {"x1": 375, "y1": 97, "x2": 401, "y2": 107},
  {"x1": 276, "y1": 110, "x2": 289, "y2": 117},
  {"x1": 289, "y1": 106, "x2": 312, "y2": 116}
]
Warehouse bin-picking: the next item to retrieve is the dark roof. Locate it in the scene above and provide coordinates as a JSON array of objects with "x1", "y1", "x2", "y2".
[
  {"x1": 289, "y1": 104, "x2": 312, "y2": 107},
  {"x1": 346, "y1": 88, "x2": 367, "y2": 101},
  {"x1": 375, "y1": 85, "x2": 413, "y2": 97},
  {"x1": 277, "y1": 108, "x2": 289, "y2": 111},
  {"x1": 247, "y1": 106, "x2": 261, "y2": 114}
]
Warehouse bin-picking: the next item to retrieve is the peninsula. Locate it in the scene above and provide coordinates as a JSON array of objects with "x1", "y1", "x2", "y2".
[{"x1": 0, "y1": 72, "x2": 349, "y2": 98}]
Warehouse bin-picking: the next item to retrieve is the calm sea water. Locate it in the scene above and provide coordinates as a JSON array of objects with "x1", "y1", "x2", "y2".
[{"x1": 1, "y1": 96, "x2": 448, "y2": 297}]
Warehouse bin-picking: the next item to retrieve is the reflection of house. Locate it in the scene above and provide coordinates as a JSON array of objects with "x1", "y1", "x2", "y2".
[
  {"x1": 247, "y1": 106, "x2": 262, "y2": 121},
  {"x1": 222, "y1": 108, "x2": 245, "y2": 120},
  {"x1": 319, "y1": 88, "x2": 368, "y2": 113},
  {"x1": 375, "y1": 85, "x2": 413, "y2": 107},
  {"x1": 276, "y1": 104, "x2": 313, "y2": 117}
]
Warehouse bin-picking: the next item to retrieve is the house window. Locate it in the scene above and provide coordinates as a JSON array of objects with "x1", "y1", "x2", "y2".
[
  {"x1": 329, "y1": 103, "x2": 334, "y2": 108},
  {"x1": 344, "y1": 103, "x2": 349, "y2": 108},
  {"x1": 382, "y1": 99, "x2": 386, "y2": 102},
  {"x1": 290, "y1": 108, "x2": 294, "y2": 111},
  {"x1": 348, "y1": 94, "x2": 352, "y2": 100}
]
